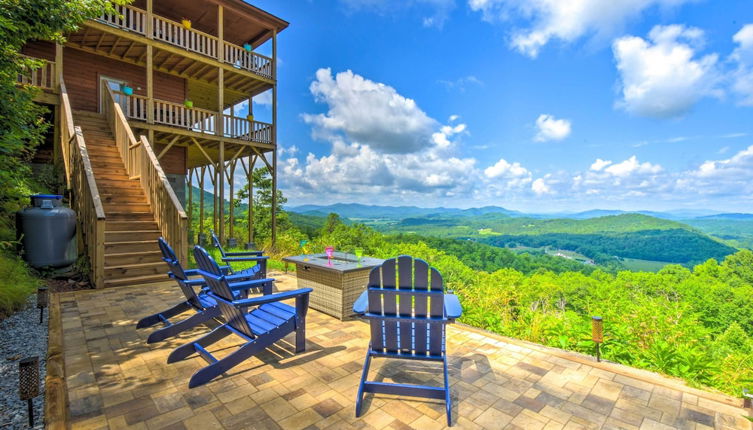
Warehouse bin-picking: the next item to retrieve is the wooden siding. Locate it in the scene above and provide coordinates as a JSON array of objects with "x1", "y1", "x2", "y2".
[
  {"x1": 62, "y1": 48, "x2": 186, "y2": 113},
  {"x1": 22, "y1": 40, "x2": 56, "y2": 61},
  {"x1": 154, "y1": 144, "x2": 187, "y2": 175}
]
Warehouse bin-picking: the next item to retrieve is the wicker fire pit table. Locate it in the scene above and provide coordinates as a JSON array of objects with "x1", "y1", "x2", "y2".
[{"x1": 282, "y1": 252, "x2": 385, "y2": 320}]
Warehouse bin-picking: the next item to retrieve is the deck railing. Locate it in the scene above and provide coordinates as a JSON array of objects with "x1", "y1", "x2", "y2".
[
  {"x1": 98, "y1": 3, "x2": 146, "y2": 35},
  {"x1": 115, "y1": 92, "x2": 273, "y2": 144},
  {"x1": 223, "y1": 42, "x2": 273, "y2": 79},
  {"x1": 60, "y1": 78, "x2": 106, "y2": 288},
  {"x1": 17, "y1": 55, "x2": 56, "y2": 91},
  {"x1": 95, "y1": 4, "x2": 274, "y2": 79},
  {"x1": 223, "y1": 114, "x2": 273, "y2": 144},
  {"x1": 103, "y1": 86, "x2": 188, "y2": 265}
]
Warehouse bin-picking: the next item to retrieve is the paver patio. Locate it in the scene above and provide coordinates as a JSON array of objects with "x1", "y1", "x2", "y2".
[{"x1": 57, "y1": 272, "x2": 752, "y2": 429}]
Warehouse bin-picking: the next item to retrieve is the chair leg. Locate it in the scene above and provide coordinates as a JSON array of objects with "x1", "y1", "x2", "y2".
[
  {"x1": 295, "y1": 294, "x2": 309, "y2": 353},
  {"x1": 146, "y1": 306, "x2": 220, "y2": 344},
  {"x1": 355, "y1": 352, "x2": 372, "y2": 417},
  {"x1": 167, "y1": 324, "x2": 232, "y2": 363},
  {"x1": 136, "y1": 301, "x2": 192, "y2": 329},
  {"x1": 443, "y1": 356, "x2": 452, "y2": 427},
  {"x1": 187, "y1": 327, "x2": 284, "y2": 388}
]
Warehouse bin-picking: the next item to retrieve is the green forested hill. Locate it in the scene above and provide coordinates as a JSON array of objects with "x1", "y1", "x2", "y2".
[
  {"x1": 479, "y1": 229, "x2": 736, "y2": 265},
  {"x1": 683, "y1": 218, "x2": 753, "y2": 249},
  {"x1": 390, "y1": 213, "x2": 691, "y2": 236}
]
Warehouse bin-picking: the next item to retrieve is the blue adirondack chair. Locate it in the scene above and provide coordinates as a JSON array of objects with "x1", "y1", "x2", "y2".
[
  {"x1": 211, "y1": 230, "x2": 267, "y2": 276},
  {"x1": 352, "y1": 255, "x2": 462, "y2": 426},
  {"x1": 167, "y1": 245, "x2": 313, "y2": 388},
  {"x1": 136, "y1": 238, "x2": 273, "y2": 343}
]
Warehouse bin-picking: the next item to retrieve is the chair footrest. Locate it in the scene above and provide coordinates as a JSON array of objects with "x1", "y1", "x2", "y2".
[{"x1": 362, "y1": 381, "x2": 445, "y2": 400}]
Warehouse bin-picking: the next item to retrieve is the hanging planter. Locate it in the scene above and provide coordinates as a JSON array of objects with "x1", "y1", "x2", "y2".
[
  {"x1": 243, "y1": 43, "x2": 252, "y2": 52},
  {"x1": 184, "y1": 100, "x2": 193, "y2": 108},
  {"x1": 181, "y1": 19, "x2": 192, "y2": 29},
  {"x1": 120, "y1": 84, "x2": 133, "y2": 96},
  {"x1": 246, "y1": 114, "x2": 254, "y2": 122}
]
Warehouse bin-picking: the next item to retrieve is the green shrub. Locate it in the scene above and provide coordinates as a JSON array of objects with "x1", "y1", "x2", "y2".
[{"x1": 0, "y1": 252, "x2": 42, "y2": 318}]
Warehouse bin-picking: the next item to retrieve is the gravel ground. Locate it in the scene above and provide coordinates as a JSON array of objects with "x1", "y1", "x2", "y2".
[{"x1": 0, "y1": 293, "x2": 48, "y2": 429}]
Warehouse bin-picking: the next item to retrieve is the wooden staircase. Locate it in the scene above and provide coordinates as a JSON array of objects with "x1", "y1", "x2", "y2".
[{"x1": 74, "y1": 111, "x2": 166, "y2": 287}]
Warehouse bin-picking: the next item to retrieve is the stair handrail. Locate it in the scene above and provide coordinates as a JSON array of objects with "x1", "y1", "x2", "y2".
[
  {"x1": 59, "y1": 77, "x2": 106, "y2": 288},
  {"x1": 102, "y1": 86, "x2": 188, "y2": 265}
]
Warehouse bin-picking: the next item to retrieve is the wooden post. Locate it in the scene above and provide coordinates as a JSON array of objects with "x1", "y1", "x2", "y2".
[
  {"x1": 146, "y1": 0, "x2": 153, "y2": 39},
  {"x1": 271, "y1": 29, "x2": 278, "y2": 247},
  {"x1": 146, "y1": 45, "x2": 154, "y2": 124},
  {"x1": 54, "y1": 43, "x2": 63, "y2": 88},
  {"x1": 199, "y1": 166, "x2": 205, "y2": 241},
  {"x1": 248, "y1": 156, "x2": 255, "y2": 245},
  {"x1": 187, "y1": 168, "x2": 193, "y2": 242},
  {"x1": 211, "y1": 164, "x2": 218, "y2": 234},
  {"x1": 218, "y1": 143, "x2": 225, "y2": 243},
  {"x1": 228, "y1": 159, "x2": 235, "y2": 240},
  {"x1": 217, "y1": 5, "x2": 224, "y2": 62}
]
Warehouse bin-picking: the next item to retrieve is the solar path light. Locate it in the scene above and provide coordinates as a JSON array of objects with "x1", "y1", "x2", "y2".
[
  {"x1": 19, "y1": 356, "x2": 40, "y2": 427},
  {"x1": 37, "y1": 287, "x2": 48, "y2": 324},
  {"x1": 592, "y1": 316, "x2": 603, "y2": 362}
]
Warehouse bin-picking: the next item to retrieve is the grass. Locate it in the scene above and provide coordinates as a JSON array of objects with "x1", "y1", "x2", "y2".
[{"x1": 0, "y1": 252, "x2": 42, "y2": 319}]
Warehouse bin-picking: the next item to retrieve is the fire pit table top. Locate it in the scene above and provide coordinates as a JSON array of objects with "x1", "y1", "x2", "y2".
[{"x1": 282, "y1": 252, "x2": 385, "y2": 274}]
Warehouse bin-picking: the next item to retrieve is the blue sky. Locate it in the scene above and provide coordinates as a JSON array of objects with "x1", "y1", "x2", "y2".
[{"x1": 238, "y1": 0, "x2": 753, "y2": 212}]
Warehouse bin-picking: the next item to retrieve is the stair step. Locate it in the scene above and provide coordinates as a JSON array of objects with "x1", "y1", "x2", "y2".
[
  {"x1": 106, "y1": 211, "x2": 155, "y2": 221},
  {"x1": 106, "y1": 229, "x2": 161, "y2": 242},
  {"x1": 105, "y1": 221, "x2": 158, "y2": 231},
  {"x1": 103, "y1": 273, "x2": 167, "y2": 288},
  {"x1": 105, "y1": 250, "x2": 163, "y2": 265},
  {"x1": 104, "y1": 261, "x2": 165, "y2": 280},
  {"x1": 100, "y1": 194, "x2": 149, "y2": 204},
  {"x1": 105, "y1": 240, "x2": 160, "y2": 253},
  {"x1": 103, "y1": 202, "x2": 152, "y2": 212}
]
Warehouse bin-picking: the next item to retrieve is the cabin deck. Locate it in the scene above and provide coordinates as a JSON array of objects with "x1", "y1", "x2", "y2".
[{"x1": 54, "y1": 272, "x2": 751, "y2": 430}]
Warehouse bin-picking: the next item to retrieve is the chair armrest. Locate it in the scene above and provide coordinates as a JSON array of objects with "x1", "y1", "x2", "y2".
[
  {"x1": 227, "y1": 278, "x2": 275, "y2": 292},
  {"x1": 221, "y1": 256, "x2": 269, "y2": 263},
  {"x1": 353, "y1": 290, "x2": 368, "y2": 314},
  {"x1": 444, "y1": 294, "x2": 462, "y2": 319},
  {"x1": 233, "y1": 288, "x2": 312, "y2": 308},
  {"x1": 224, "y1": 250, "x2": 264, "y2": 257},
  {"x1": 184, "y1": 278, "x2": 206, "y2": 287},
  {"x1": 225, "y1": 270, "x2": 260, "y2": 282}
]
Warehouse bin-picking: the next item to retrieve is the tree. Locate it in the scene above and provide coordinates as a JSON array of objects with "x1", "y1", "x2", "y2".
[
  {"x1": 236, "y1": 166, "x2": 289, "y2": 243},
  {"x1": 0, "y1": 0, "x2": 119, "y2": 236}
]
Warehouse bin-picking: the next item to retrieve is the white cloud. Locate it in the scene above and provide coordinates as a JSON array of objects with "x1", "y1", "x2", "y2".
[
  {"x1": 612, "y1": 25, "x2": 721, "y2": 118},
  {"x1": 283, "y1": 69, "x2": 481, "y2": 205},
  {"x1": 302, "y1": 68, "x2": 436, "y2": 153},
  {"x1": 484, "y1": 158, "x2": 531, "y2": 181},
  {"x1": 531, "y1": 178, "x2": 552, "y2": 195},
  {"x1": 730, "y1": 24, "x2": 753, "y2": 105},
  {"x1": 468, "y1": 0, "x2": 694, "y2": 58},
  {"x1": 534, "y1": 114, "x2": 571, "y2": 142},
  {"x1": 590, "y1": 158, "x2": 612, "y2": 171},
  {"x1": 603, "y1": 155, "x2": 662, "y2": 177}
]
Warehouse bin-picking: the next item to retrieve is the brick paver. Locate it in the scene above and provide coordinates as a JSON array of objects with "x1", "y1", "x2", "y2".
[{"x1": 58, "y1": 272, "x2": 753, "y2": 429}]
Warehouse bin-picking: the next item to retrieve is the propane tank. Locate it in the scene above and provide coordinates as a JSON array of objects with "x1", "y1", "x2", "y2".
[{"x1": 16, "y1": 195, "x2": 77, "y2": 268}]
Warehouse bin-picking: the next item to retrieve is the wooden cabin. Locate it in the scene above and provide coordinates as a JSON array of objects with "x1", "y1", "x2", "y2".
[{"x1": 18, "y1": 0, "x2": 287, "y2": 288}]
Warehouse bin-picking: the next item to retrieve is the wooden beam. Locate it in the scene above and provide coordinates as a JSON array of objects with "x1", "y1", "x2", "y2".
[
  {"x1": 199, "y1": 165, "x2": 205, "y2": 239},
  {"x1": 108, "y1": 36, "x2": 121, "y2": 55},
  {"x1": 191, "y1": 137, "x2": 216, "y2": 165},
  {"x1": 157, "y1": 135, "x2": 180, "y2": 159},
  {"x1": 121, "y1": 40, "x2": 137, "y2": 59},
  {"x1": 146, "y1": 44, "x2": 154, "y2": 124},
  {"x1": 218, "y1": 140, "x2": 225, "y2": 244},
  {"x1": 271, "y1": 28, "x2": 277, "y2": 246}
]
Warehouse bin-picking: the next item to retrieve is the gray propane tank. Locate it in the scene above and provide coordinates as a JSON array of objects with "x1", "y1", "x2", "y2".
[{"x1": 16, "y1": 194, "x2": 77, "y2": 269}]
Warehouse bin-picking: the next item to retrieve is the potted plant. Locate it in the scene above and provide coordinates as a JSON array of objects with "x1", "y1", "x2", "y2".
[
  {"x1": 246, "y1": 114, "x2": 254, "y2": 122},
  {"x1": 120, "y1": 83, "x2": 133, "y2": 96},
  {"x1": 181, "y1": 18, "x2": 192, "y2": 29},
  {"x1": 243, "y1": 43, "x2": 252, "y2": 52},
  {"x1": 184, "y1": 99, "x2": 193, "y2": 108}
]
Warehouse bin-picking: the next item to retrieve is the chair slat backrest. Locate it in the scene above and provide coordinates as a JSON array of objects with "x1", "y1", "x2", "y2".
[
  {"x1": 210, "y1": 231, "x2": 227, "y2": 258},
  {"x1": 366, "y1": 255, "x2": 446, "y2": 357},
  {"x1": 158, "y1": 238, "x2": 199, "y2": 307},
  {"x1": 193, "y1": 246, "x2": 254, "y2": 338}
]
